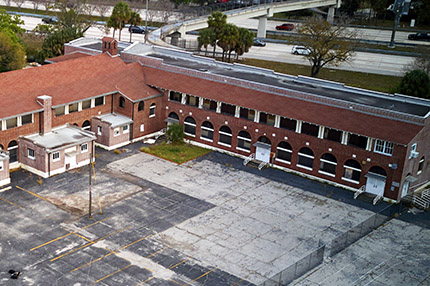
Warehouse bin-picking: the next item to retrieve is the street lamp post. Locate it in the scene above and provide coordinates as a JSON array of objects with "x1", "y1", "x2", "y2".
[
  {"x1": 145, "y1": 0, "x2": 148, "y2": 43},
  {"x1": 388, "y1": 0, "x2": 411, "y2": 48}
]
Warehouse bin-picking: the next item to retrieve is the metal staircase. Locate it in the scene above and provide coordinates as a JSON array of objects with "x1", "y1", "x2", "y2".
[
  {"x1": 243, "y1": 153, "x2": 255, "y2": 166},
  {"x1": 258, "y1": 161, "x2": 268, "y2": 170},
  {"x1": 413, "y1": 189, "x2": 430, "y2": 209},
  {"x1": 373, "y1": 191, "x2": 384, "y2": 205},
  {"x1": 354, "y1": 185, "x2": 366, "y2": 199}
]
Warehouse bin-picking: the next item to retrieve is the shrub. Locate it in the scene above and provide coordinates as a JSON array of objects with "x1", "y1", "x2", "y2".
[
  {"x1": 166, "y1": 123, "x2": 185, "y2": 144},
  {"x1": 395, "y1": 70, "x2": 430, "y2": 99}
]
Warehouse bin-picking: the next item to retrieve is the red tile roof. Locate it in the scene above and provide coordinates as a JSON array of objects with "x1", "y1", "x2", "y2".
[
  {"x1": 0, "y1": 53, "x2": 160, "y2": 119},
  {"x1": 142, "y1": 66, "x2": 422, "y2": 145},
  {"x1": 45, "y1": 52, "x2": 91, "y2": 63}
]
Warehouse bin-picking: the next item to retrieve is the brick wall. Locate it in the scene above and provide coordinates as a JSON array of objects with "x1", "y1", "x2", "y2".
[
  {"x1": 19, "y1": 138, "x2": 48, "y2": 173},
  {"x1": 91, "y1": 118, "x2": 111, "y2": 147},
  {"x1": 167, "y1": 101, "x2": 407, "y2": 200}
]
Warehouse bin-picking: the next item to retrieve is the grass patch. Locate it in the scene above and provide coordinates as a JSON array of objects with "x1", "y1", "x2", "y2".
[
  {"x1": 140, "y1": 142, "x2": 211, "y2": 164},
  {"x1": 240, "y1": 58, "x2": 401, "y2": 93}
]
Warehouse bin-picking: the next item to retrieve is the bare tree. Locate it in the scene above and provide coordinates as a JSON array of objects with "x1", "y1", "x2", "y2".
[
  {"x1": 93, "y1": 0, "x2": 111, "y2": 20},
  {"x1": 32, "y1": 0, "x2": 44, "y2": 13},
  {"x1": 13, "y1": 0, "x2": 26, "y2": 11},
  {"x1": 42, "y1": 0, "x2": 54, "y2": 14},
  {"x1": 153, "y1": 0, "x2": 174, "y2": 23},
  {"x1": 297, "y1": 16, "x2": 360, "y2": 77},
  {"x1": 405, "y1": 47, "x2": 430, "y2": 77}
]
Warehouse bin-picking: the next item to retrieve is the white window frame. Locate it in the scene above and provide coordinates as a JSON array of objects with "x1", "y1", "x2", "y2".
[
  {"x1": 374, "y1": 139, "x2": 393, "y2": 156},
  {"x1": 200, "y1": 125, "x2": 214, "y2": 142},
  {"x1": 81, "y1": 143, "x2": 88, "y2": 153},
  {"x1": 218, "y1": 130, "x2": 232, "y2": 147},
  {"x1": 341, "y1": 166, "x2": 361, "y2": 184},
  {"x1": 318, "y1": 158, "x2": 337, "y2": 177},
  {"x1": 52, "y1": 152, "x2": 60, "y2": 162},
  {"x1": 149, "y1": 104, "x2": 156, "y2": 118},
  {"x1": 417, "y1": 157, "x2": 425, "y2": 175},
  {"x1": 236, "y1": 135, "x2": 251, "y2": 152},
  {"x1": 184, "y1": 121, "x2": 196, "y2": 137},
  {"x1": 140, "y1": 124, "x2": 144, "y2": 132},
  {"x1": 113, "y1": 127, "x2": 120, "y2": 137},
  {"x1": 123, "y1": 125, "x2": 129, "y2": 134},
  {"x1": 297, "y1": 152, "x2": 314, "y2": 171},
  {"x1": 97, "y1": 126, "x2": 102, "y2": 135},
  {"x1": 276, "y1": 146, "x2": 292, "y2": 164},
  {"x1": 28, "y1": 148, "x2": 35, "y2": 160}
]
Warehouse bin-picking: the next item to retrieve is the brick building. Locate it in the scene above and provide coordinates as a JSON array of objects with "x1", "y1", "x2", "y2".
[{"x1": 0, "y1": 37, "x2": 428, "y2": 203}]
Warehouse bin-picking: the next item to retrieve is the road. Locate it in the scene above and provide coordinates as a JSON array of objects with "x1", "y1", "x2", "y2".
[{"x1": 21, "y1": 15, "x2": 413, "y2": 76}]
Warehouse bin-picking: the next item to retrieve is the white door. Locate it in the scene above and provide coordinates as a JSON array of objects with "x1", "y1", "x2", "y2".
[
  {"x1": 65, "y1": 154, "x2": 77, "y2": 170},
  {"x1": 365, "y1": 175, "x2": 386, "y2": 195},
  {"x1": 401, "y1": 181, "x2": 410, "y2": 198},
  {"x1": 255, "y1": 146, "x2": 271, "y2": 163}
]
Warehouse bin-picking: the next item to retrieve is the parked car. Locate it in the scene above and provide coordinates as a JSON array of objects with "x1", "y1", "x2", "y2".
[
  {"x1": 408, "y1": 33, "x2": 430, "y2": 41},
  {"x1": 42, "y1": 16, "x2": 58, "y2": 24},
  {"x1": 276, "y1": 23, "x2": 294, "y2": 31},
  {"x1": 129, "y1": 25, "x2": 146, "y2": 34},
  {"x1": 253, "y1": 39, "x2": 266, "y2": 47},
  {"x1": 291, "y1": 45, "x2": 310, "y2": 55}
]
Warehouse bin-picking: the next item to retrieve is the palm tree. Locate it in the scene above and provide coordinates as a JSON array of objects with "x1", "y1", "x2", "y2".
[
  {"x1": 234, "y1": 27, "x2": 254, "y2": 60},
  {"x1": 217, "y1": 24, "x2": 238, "y2": 62},
  {"x1": 198, "y1": 28, "x2": 215, "y2": 56},
  {"x1": 128, "y1": 11, "x2": 142, "y2": 42},
  {"x1": 109, "y1": 1, "x2": 131, "y2": 41},
  {"x1": 207, "y1": 11, "x2": 226, "y2": 57}
]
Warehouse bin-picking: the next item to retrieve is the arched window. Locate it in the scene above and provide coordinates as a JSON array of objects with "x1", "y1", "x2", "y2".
[
  {"x1": 237, "y1": 131, "x2": 251, "y2": 151},
  {"x1": 258, "y1": 136, "x2": 271, "y2": 145},
  {"x1": 0, "y1": 144, "x2": 3, "y2": 150},
  {"x1": 319, "y1": 153, "x2": 337, "y2": 176},
  {"x1": 218, "y1": 126, "x2": 232, "y2": 146},
  {"x1": 73, "y1": 123, "x2": 78, "y2": 126},
  {"x1": 149, "y1": 103, "x2": 156, "y2": 117},
  {"x1": 119, "y1": 96, "x2": 125, "y2": 108},
  {"x1": 201, "y1": 121, "x2": 214, "y2": 141},
  {"x1": 342, "y1": 159, "x2": 361, "y2": 183},
  {"x1": 138, "y1": 101, "x2": 144, "y2": 111},
  {"x1": 368, "y1": 166, "x2": 387, "y2": 177},
  {"x1": 82, "y1": 120, "x2": 91, "y2": 130},
  {"x1": 297, "y1": 147, "x2": 314, "y2": 170},
  {"x1": 276, "y1": 141, "x2": 292, "y2": 163},
  {"x1": 8, "y1": 140, "x2": 18, "y2": 163},
  {"x1": 418, "y1": 156, "x2": 425, "y2": 175},
  {"x1": 184, "y1": 116, "x2": 196, "y2": 136},
  {"x1": 168, "y1": 112, "x2": 179, "y2": 120}
]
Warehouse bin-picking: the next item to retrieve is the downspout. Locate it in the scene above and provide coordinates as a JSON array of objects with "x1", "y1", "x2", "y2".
[
  {"x1": 111, "y1": 94, "x2": 114, "y2": 113},
  {"x1": 130, "y1": 103, "x2": 135, "y2": 142},
  {"x1": 47, "y1": 150, "x2": 50, "y2": 177}
]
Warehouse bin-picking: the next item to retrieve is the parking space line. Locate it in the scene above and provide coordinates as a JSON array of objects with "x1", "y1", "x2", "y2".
[
  {"x1": 73, "y1": 233, "x2": 94, "y2": 243},
  {"x1": 169, "y1": 258, "x2": 190, "y2": 270},
  {"x1": 16, "y1": 186, "x2": 50, "y2": 202},
  {"x1": 50, "y1": 226, "x2": 131, "y2": 262},
  {"x1": 188, "y1": 267, "x2": 217, "y2": 284},
  {"x1": 30, "y1": 217, "x2": 110, "y2": 251},
  {"x1": 169, "y1": 278, "x2": 185, "y2": 285},
  {"x1": 70, "y1": 234, "x2": 153, "y2": 273},
  {"x1": 136, "y1": 276, "x2": 154, "y2": 286},
  {"x1": 146, "y1": 247, "x2": 168, "y2": 259},
  {"x1": 231, "y1": 279, "x2": 243, "y2": 286},
  {"x1": 0, "y1": 196, "x2": 23, "y2": 209},
  {"x1": 94, "y1": 264, "x2": 132, "y2": 283}
]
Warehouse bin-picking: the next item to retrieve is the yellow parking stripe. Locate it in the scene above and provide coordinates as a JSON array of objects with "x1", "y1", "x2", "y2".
[
  {"x1": 94, "y1": 264, "x2": 132, "y2": 283},
  {"x1": 146, "y1": 247, "x2": 168, "y2": 258},
  {"x1": 16, "y1": 185, "x2": 49, "y2": 202},
  {"x1": 0, "y1": 196, "x2": 23, "y2": 209},
  {"x1": 188, "y1": 267, "x2": 217, "y2": 284},
  {"x1": 169, "y1": 279, "x2": 185, "y2": 285},
  {"x1": 136, "y1": 276, "x2": 154, "y2": 286},
  {"x1": 232, "y1": 279, "x2": 243, "y2": 286},
  {"x1": 169, "y1": 258, "x2": 189, "y2": 270},
  {"x1": 70, "y1": 234, "x2": 153, "y2": 273},
  {"x1": 30, "y1": 217, "x2": 110, "y2": 251},
  {"x1": 50, "y1": 226, "x2": 130, "y2": 262}
]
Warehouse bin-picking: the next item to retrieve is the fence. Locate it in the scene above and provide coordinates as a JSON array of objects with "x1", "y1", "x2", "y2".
[{"x1": 259, "y1": 202, "x2": 408, "y2": 286}]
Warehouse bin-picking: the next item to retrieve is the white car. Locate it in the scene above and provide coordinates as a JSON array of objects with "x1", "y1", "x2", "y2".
[{"x1": 291, "y1": 46, "x2": 311, "y2": 55}]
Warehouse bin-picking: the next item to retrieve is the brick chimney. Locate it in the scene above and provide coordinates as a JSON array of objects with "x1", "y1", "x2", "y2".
[
  {"x1": 37, "y1": 95, "x2": 52, "y2": 134},
  {"x1": 102, "y1": 37, "x2": 118, "y2": 56}
]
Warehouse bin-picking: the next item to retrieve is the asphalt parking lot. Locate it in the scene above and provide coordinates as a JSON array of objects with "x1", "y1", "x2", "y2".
[{"x1": 0, "y1": 144, "x2": 429, "y2": 285}]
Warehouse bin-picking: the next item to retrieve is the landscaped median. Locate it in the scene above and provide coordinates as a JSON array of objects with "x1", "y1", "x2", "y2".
[{"x1": 140, "y1": 142, "x2": 211, "y2": 164}]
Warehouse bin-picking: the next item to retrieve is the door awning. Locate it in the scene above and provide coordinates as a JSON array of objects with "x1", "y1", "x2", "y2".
[
  {"x1": 405, "y1": 175, "x2": 418, "y2": 183},
  {"x1": 365, "y1": 172, "x2": 387, "y2": 181},
  {"x1": 253, "y1": 141, "x2": 271, "y2": 149},
  {"x1": 164, "y1": 117, "x2": 179, "y2": 123}
]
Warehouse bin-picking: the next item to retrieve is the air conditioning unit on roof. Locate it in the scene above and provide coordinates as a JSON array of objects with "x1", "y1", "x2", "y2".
[{"x1": 409, "y1": 151, "x2": 419, "y2": 159}]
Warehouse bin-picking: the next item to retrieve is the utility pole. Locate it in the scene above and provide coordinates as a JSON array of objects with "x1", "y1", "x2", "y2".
[
  {"x1": 388, "y1": 0, "x2": 411, "y2": 48},
  {"x1": 88, "y1": 143, "x2": 93, "y2": 219},
  {"x1": 145, "y1": 0, "x2": 148, "y2": 43}
]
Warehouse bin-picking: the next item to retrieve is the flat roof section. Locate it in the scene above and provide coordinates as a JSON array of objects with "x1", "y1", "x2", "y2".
[
  {"x1": 25, "y1": 125, "x2": 96, "y2": 152},
  {"x1": 147, "y1": 54, "x2": 430, "y2": 118},
  {"x1": 97, "y1": 113, "x2": 133, "y2": 128}
]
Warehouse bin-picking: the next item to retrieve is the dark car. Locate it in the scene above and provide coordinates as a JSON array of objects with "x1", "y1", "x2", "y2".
[
  {"x1": 275, "y1": 23, "x2": 294, "y2": 31},
  {"x1": 253, "y1": 39, "x2": 266, "y2": 47},
  {"x1": 129, "y1": 25, "x2": 146, "y2": 34},
  {"x1": 42, "y1": 16, "x2": 58, "y2": 24},
  {"x1": 408, "y1": 33, "x2": 430, "y2": 41}
]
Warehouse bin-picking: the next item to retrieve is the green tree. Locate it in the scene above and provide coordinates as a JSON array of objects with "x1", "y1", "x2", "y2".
[
  {"x1": 197, "y1": 28, "x2": 215, "y2": 56},
  {"x1": 108, "y1": 2, "x2": 131, "y2": 41},
  {"x1": 339, "y1": 0, "x2": 360, "y2": 17},
  {"x1": 128, "y1": 11, "x2": 142, "y2": 43},
  {"x1": 396, "y1": 70, "x2": 430, "y2": 99},
  {"x1": 0, "y1": 9, "x2": 25, "y2": 39},
  {"x1": 298, "y1": 17, "x2": 358, "y2": 77},
  {"x1": 217, "y1": 23, "x2": 238, "y2": 62},
  {"x1": 166, "y1": 123, "x2": 185, "y2": 144},
  {"x1": 38, "y1": 27, "x2": 83, "y2": 62},
  {"x1": 234, "y1": 27, "x2": 254, "y2": 60},
  {"x1": 0, "y1": 31, "x2": 26, "y2": 72},
  {"x1": 207, "y1": 11, "x2": 227, "y2": 57}
]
